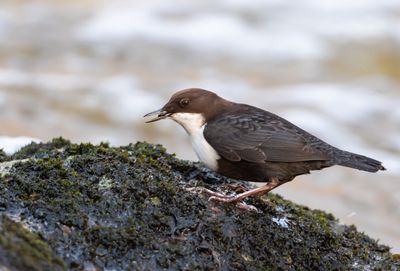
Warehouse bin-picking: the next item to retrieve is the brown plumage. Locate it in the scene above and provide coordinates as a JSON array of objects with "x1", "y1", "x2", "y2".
[{"x1": 144, "y1": 88, "x2": 385, "y2": 206}]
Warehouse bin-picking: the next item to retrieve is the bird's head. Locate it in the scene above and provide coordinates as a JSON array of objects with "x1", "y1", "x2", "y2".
[{"x1": 144, "y1": 88, "x2": 230, "y2": 129}]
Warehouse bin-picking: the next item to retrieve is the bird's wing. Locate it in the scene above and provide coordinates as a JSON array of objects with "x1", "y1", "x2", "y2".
[{"x1": 203, "y1": 106, "x2": 330, "y2": 163}]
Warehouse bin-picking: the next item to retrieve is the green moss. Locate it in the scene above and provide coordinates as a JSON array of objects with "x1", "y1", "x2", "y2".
[
  {"x1": 0, "y1": 215, "x2": 66, "y2": 271},
  {"x1": 393, "y1": 254, "x2": 400, "y2": 260},
  {"x1": 0, "y1": 149, "x2": 8, "y2": 162},
  {"x1": 0, "y1": 138, "x2": 398, "y2": 270},
  {"x1": 12, "y1": 137, "x2": 72, "y2": 160}
]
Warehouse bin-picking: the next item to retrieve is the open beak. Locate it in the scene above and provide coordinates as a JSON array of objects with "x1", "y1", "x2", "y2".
[{"x1": 143, "y1": 108, "x2": 170, "y2": 123}]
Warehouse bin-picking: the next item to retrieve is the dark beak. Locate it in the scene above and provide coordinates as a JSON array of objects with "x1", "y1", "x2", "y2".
[{"x1": 143, "y1": 108, "x2": 170, "y2": 123}]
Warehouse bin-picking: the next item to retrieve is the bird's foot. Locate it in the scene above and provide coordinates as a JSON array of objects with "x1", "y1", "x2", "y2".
[
  {"x1": 235, "y1": 202, "x2": 259, "y2": 212},
  {"x1": 208, "y1": 179, "x2": 283, "y2": 210},
  {"x1": 186, "y1": 187, "x2": 259, "y2": 212}
]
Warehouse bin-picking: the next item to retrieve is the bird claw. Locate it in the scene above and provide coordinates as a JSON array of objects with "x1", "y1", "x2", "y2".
[
  {"x1": 235, "y1": 202, "x2": 260, "y2": 212},
  {"x1": 186, "y1": 186, "x2": 263, "y2": 212}
]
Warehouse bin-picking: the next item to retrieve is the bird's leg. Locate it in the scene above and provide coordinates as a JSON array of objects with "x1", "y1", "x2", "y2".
[
  {"x1": 185, "y1": 187, "x2": 231, "y2": 199},
  {"x1": 185, "y1": 186, "x2": 259, "y2": 211},
  {"x1": 209, "y1": 178, "x2": 283, "y2": 204}
]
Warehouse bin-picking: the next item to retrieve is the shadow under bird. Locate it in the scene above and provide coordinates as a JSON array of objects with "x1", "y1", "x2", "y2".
[{"x1": 144, "y1": 88, "x2": 385, "y2": 206}]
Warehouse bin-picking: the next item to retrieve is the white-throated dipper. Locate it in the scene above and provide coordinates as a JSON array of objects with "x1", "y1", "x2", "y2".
[{"x1": 144, "y1": 88, "x2": 385, "y2": 205}]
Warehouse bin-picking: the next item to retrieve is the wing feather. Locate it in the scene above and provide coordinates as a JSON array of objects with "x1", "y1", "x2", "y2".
[{"x1": 204, "y1": 106, "x2": 330, "y2": 163}]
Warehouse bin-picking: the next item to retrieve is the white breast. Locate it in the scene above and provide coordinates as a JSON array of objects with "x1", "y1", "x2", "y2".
[{"x1": 171, "y1": 113, "x2": 220, "y2": 170}]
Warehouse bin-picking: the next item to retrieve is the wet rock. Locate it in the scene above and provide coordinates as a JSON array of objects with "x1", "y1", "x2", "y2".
[
  {"x1": 0, "y1": 215, "x2": 66, "y2": 271},
  {"x1": 0, "y1": 138, "x2": 399, "y2": 270}
]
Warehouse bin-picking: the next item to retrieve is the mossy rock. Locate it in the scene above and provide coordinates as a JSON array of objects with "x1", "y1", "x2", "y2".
[
  {"x1": 0, "y1": 149, "x2": 8, "y2": 163},
  {"x1": 0, "y1": 138, "x2": 399, "y2": 270},
  {"x1": 0, "y1": 215, "x2": 66, "y2": 271}
]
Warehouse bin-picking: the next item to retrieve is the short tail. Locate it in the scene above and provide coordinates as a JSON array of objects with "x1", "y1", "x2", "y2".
[{"x1": 334, "y1": 149, "x2": 386, "y2": 173}]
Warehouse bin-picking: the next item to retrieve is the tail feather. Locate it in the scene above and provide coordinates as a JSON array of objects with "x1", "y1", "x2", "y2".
[{"x1": 334, "y1": 149, "x2": 386, "y2": 173}]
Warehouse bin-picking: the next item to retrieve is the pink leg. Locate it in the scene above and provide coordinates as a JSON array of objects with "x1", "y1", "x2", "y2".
[
  {"x1": 185, "y1": 187, "x2": 232, "y2": 199},
  {"x1": 209, "y1": 178, "x2": 283, "y2": 204}
]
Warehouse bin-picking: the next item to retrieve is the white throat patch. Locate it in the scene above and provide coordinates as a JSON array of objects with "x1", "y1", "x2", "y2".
[{"x1": 171, "y1": 112, "x2": 220, "y2": 170}]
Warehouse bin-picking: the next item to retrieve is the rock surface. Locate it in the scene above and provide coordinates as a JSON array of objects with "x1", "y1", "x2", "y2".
[{"x1": 0, "y1": 138, "x2": 399, "y2": 270}]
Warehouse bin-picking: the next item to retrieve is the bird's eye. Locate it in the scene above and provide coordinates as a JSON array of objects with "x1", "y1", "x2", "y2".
[{"x1": 179, "y1": 98, "x2": 190, "y2": 107}]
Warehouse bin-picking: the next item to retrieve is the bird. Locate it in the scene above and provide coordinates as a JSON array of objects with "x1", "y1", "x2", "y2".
[{"x1": 144, "y1": 88, "x2": 385, "y2": 206}]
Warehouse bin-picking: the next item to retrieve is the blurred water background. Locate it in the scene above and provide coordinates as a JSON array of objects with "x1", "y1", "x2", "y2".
[{"x1": 0, "y1": 0, "x2": 399, "y2": 252}]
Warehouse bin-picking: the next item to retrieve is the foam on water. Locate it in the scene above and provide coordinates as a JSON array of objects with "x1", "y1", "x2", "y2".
[
  {"x1": 0, "y1": 69, "x2": 163, "y2": 125},
  {"x1": 267, "y1": 84, "x2": 389, "y2": 123},
  {"x1": 77, "y1": 2, "x2": 326, "y2": 59},
  {"x1": 92, "y1": 76, "x2": 164, "y2": 124},
  {"x1": 77, "y1": 0, "x2": 400, "y2": 59},
  {"x1": 0, "y1": 69, "x2": 93, "y2": 91}
]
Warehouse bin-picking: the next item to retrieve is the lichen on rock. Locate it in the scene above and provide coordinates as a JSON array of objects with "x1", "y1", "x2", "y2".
[{"x1": 0, "y1": 138, "x2": 399, "y2": 270}]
